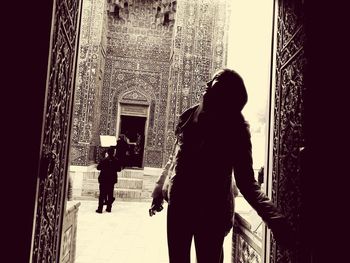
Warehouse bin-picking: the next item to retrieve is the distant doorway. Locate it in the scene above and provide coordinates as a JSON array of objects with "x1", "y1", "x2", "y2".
[{"x1": 119, "y1": 115, "x2": 146, "y2": 168}]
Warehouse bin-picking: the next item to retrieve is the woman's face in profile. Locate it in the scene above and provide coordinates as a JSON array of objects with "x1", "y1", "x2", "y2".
[
  {"x1": 207, "y1": 70, "x2": 224, "y2": 91},
  {"x1": 202, "y1": 70, "x2": 226, "y2": 110}
]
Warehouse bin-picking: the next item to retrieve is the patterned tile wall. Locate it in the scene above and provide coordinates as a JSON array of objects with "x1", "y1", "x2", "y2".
[
  {"x1": 71, "y1": 0, "x2": 230, "y2": 167},
  {"x1": 165, "y1": 0, "x2": 230, "y2": 163},
  {"x1": 100, "y1": 0, "x2": 175, "y2": 167},
  {"x1": 71, "y1": 0, "x2": 107, "y2": 165}
]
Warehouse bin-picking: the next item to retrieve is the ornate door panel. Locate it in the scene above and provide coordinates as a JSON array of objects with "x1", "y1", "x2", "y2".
[
  {"x1": 270, "y1": 0, "x2": 306, "y2": 262},
  {"x1": 31, "y1": 0, "x2": 82, "y2": 262}
]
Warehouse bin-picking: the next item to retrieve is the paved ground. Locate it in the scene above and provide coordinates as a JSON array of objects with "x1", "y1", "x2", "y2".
[{"x1": 74, "y1": 200, "x2": 233, "y2": 263}]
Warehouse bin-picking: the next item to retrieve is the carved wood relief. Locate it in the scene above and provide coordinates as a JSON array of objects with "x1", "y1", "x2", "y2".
[
  {"x1": 232, "y1": 214, "x2": 262, "y2": 263},
  {"x1": 233, "y1": 235, "x2": 261, "y2": 263},
  {"x1": 271, "y1": 0, "x2": 306, "y2": 262},
  {"x1": 32, "y1": 0, "x2": 81, "y2": 262}
]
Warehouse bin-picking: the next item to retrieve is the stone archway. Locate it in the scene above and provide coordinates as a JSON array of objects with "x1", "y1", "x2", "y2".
[
  {"x1": 108, "y1": 79, "x2": 164, "y2": 168},
  {"x1": 116, "y1": 89, "x2": 151, "y2": 168}
]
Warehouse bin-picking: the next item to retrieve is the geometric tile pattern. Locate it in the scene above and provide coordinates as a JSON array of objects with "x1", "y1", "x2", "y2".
[
  {"x1": 71, "y1": 0, "x2": 107, "y2": 165},
  {"x1": 165, "y1": 0, "x2": 230, "y2": 161},
  {"x1": 71, "y1": 0, "x2": 230, "y2": 167},
  {"x1": 100, "y1": 0, "x2": 176, "y2": 167}
]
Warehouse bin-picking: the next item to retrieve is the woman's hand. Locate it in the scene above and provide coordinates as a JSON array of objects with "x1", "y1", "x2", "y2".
[{"x1": 149, "y1": 196, "x2": 164, "y2": 216}]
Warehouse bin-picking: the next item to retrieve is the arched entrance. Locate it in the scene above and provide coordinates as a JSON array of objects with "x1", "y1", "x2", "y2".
[
  {"x1": 116, "y1": 90, "x2": 150, "y2": 168},
  {"x1": 118, "y1": 105, "x2": 148, "y2": 168}
]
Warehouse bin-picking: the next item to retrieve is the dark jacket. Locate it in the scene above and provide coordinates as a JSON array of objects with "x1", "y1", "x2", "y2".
[
  {"x1": 153, "y1": 104, "x2": 284, "y2": 233},
  {"x1": 97, "y1": 156, "x2": 120, "y2": 184}
]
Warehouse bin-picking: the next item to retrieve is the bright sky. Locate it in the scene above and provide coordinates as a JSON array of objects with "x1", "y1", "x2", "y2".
[
  {"x1": 226, "y1": 1, "x2": 274, "y2": 168},
  {"x1": 227, "y1": 0, "x2": 274, "y2": 120}
]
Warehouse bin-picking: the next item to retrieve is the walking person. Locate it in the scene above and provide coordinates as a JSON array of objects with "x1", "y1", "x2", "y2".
[
  {"x1": 150, "y1": 68, "x2": 296, "y2": 262},
  {"x1": 96, "y1": 147, "x2": 120, "y2": 213}
]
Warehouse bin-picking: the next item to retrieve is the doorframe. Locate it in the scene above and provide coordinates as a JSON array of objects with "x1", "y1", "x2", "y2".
[
  {"x1": 116, "y1": 102, "x2": 150, "y2": 168},
  {"x1": 30, "y1": 0, "x2": 83, "y2": 261},
  {"x1": 262, "y1": 0, "x2": 278, "y2": 262}
]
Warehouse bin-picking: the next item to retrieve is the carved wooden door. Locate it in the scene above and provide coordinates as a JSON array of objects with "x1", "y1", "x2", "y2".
[
  {"x1": 31, "y1": 0, "x2": 82, "y2": 262},
  {"x1": 269, "y1": 0, "x2": 306, "y2": 262}
]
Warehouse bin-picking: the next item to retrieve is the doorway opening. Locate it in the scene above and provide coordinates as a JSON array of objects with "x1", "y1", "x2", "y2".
[
  {"x1": 119, "y1": 115, "x2": 146, "y2": 168},
  {"x1": 63, "y1": 0, "x2": 275, "y2": 262}
]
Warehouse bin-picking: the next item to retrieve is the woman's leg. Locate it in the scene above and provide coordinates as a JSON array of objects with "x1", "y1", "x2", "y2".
[
  {"x1": 167, "y1": 204, "x2": 193, "y2": 263},
  {"x1": 193, "y1": 224, "x2": 225, "y2": 263}
]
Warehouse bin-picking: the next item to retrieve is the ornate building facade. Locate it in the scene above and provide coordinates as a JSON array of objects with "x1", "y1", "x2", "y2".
[
  {"x1": 70, "y1": 0, "x2": 108, "y2": 166},
  {"x1": 165, "y1": 0, "x2": 230, "y2": 161},
  {"x1": 71, "y1": 0, "x2": 230, "y2": 167}
]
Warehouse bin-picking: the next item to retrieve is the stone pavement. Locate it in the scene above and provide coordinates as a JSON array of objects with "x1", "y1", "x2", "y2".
[{"x1": 75, "y1": 200, "x2": 233, "y2": 263}]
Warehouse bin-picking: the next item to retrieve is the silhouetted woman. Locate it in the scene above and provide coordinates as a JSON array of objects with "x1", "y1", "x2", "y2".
[{"x1": 151, "y1": 68, "x2": 295, "y2": 263}]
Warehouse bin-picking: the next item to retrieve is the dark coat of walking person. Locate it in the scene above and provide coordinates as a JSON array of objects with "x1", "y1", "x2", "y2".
[
  {"x1": 96, "y1": 147, "x2": 120, "y2": 213},
  {"x1": 150, "y1": 68, "x2": 296, "y2": 263}
]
